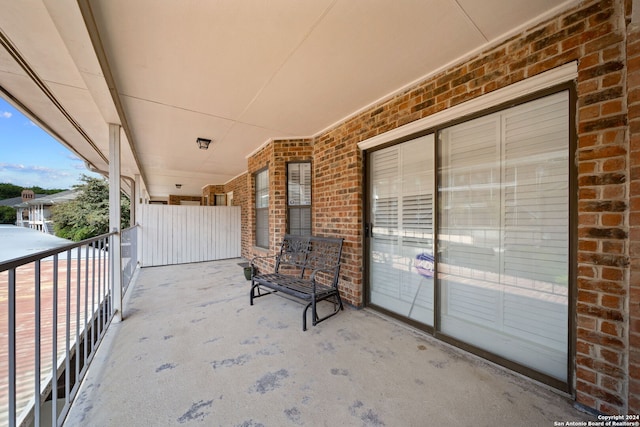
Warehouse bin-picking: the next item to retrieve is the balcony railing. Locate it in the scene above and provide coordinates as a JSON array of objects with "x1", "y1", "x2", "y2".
[{"x1": 1, "y1": 225, "x2": 138, "y2": 427}]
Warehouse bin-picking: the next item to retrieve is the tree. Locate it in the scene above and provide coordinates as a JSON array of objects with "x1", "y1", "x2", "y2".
[
  {"x1": 0, "y1": 206, "x2": 16, "y2": 224},
  {"x1": 0, "y1": 183, "x2": 23, "y2": 199},
  {"x1": 0, "y1": 182, "x2": 67, "y2": 199},
  {"x1": 51, "y1": 175, "x2": 130, "y2": 241}
]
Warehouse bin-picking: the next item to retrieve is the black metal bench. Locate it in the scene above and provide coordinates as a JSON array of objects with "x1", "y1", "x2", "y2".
[{"x1": 249, "y1": 234, "x2": 344, "y2": 331}]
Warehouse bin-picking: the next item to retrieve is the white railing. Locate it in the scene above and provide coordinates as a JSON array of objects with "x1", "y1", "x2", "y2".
[{"x1": 0, "y1": 231, "x2": 125, "y2": 427}]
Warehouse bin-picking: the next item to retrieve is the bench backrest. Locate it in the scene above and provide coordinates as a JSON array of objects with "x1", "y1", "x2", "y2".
[
  {"x1": 275, "y1": 235, "x2": 310, "y2": 274},
  {"x1": 275, "y1": 234, "x2": 343, "y2": 287}
]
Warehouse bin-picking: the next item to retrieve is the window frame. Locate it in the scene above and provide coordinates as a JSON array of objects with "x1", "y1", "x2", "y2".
[
  {"x1": 363, "y1": 82, "x2": 577, "y2": 393},
  {"x1": 254, "y1": 167, "x2": 269, "y2": 249},
  {"x1": 286, "y1": 161, "x2": 312, "y2": 236}
]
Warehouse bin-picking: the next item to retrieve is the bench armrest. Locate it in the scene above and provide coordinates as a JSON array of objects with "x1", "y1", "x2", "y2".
[{"x1": 309, "y1": 264, "x2": 341, "y2": 289}]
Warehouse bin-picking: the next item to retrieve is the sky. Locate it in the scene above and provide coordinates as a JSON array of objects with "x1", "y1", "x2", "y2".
[{"x1": 0, "y1": 97, "x2": 101, "y2": 190}]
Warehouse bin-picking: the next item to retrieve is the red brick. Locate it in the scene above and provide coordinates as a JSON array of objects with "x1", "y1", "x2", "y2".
[
  {"x1": 603, "y1": 129, "x2": 625, "y2": 145},
  {"x1": 602, "y1": 240, "x2": 625, "y2": 254},
  {"x1": 600, "y1": 348, "x2": 622, "y2": 365},
  {"x1": 600, "y1": 375, "x2": 622, "y2": 393},
  {"x1": 603, "y1": 72, "x2": 623, "y2": 88},
  {"x1": 579, "y1": 287, "x2": 598, "y2": 301},
  {"x1": 577, "y1": 366, "x2": 597, "y2": 384},
  {"x1": 602, "y1": 158, "x2": 625, "y2": 172},
  {"x1": 600, "y1": 320, "x2": 621, "y2": 336},
  {"x1": 578, "y1": 302, "x2": 624, "y2": 321},
  {"x1": 578, "y1": 313, "x2": 598, "y2": 328},
  {"x1": 601, "y1": 213, "x2": 624, "y2": 226},
  {"x1": 579, "y1": 133, "x2": 599, "y2": 148},
  {"x1": 579, "y1": 239, "x2": 598, "y2": 251},
  {"x1": 601, "y1": 267, "x2": 623, "y2": 281},
  {"x1": 579, "y1": 188, "x2": 598, "y2": 199},
  {"x1": 602, "y1": 185, "x2": 625, "y2": 199},
  {"x1": 601, "y1": 100, "x2": 623, "y2": 116},
  {"x1": 580, "y1": 104, "x2": 600, "y2": 121}
]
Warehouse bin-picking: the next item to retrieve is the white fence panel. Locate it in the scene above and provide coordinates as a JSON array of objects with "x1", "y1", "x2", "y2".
[{"x1": 140, "y1": 205, "x2": 241, "y2": 267}]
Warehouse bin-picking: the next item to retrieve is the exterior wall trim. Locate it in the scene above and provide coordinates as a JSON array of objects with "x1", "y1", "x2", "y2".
[{"x1": 357, "y1": 61, "x2": 578, "y2": 151}]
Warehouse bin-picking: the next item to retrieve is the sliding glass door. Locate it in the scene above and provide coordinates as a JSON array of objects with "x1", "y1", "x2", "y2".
[
  {"x1": 366, "y1": 90, "x2": 571, "y2": 383},
  {"x1": 368, "y1": 134, "x2": 435, "y2": 326}
]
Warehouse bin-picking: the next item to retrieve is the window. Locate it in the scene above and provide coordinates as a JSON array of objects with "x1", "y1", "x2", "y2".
[
  {"x1": 255, "y1": 168, "x2": 269, "y2": 248},
  {"x1": 287, "y1": 162, "x2": 311, "y2": 236}
]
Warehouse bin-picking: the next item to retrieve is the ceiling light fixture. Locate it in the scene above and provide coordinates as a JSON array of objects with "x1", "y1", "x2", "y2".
[
  {"x1": 196, "y1": 137, "x2": 212, "y2": 150},
  {"x1": 175, "y1": 184, "x2": 182, "y2": 189}
]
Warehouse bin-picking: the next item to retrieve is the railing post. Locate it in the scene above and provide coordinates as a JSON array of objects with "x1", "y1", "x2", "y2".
[
  {"x1": 8, "y1": 269, "x2": 16, "y2": 427},
  {"x1": 109, "y1": 123, "x2": 123, "y2": 322}
]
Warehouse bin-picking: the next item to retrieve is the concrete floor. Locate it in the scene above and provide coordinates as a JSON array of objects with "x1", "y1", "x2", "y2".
[{"x1": 63, "y1": 258, "x2": 594, "y2": 427}]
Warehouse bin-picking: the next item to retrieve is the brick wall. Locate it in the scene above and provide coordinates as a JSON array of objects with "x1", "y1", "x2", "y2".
[
  {"x1": 313, "y1": 131, "x2": 363, "y2": 305},
  {"x1": 201, "y1": 184, "x2": 225, "y2": 205},
  {"x1": 627, "y1": 0, "x2": 640, "y2": 414},
  {"x1": 247, "y1": 142, "x2": 273, "y2": 258},
  {"x1": 309, "y1": 0, "x2": 631, "y2": 414},
  {"x1": 240, "y1": 0, "x2": 635, "y2": 413},
  {"x1": 168, "y1": 195, "x2": 202, "y2": 205},
  {"x1": 224, "y1": 173, "x2": 250, "y2": 258},
  {"x1": 244, "y1": 139, "x2": 312, "y2": 269}
]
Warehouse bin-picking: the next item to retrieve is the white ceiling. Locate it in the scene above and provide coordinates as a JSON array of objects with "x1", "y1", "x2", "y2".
[{"x1": 0, "y1": 0, "x2": 576, "y2": 200}]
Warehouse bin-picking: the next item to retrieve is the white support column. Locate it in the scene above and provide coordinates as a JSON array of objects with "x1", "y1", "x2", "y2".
[
  {"x1": 109, "y1": 123, "x2": 123, "y2": 322},
  {"x1": 135, "y1": 174, "x2": 142, "y2": 225},
  {"x1": 135, "y1": 174, "x2": 142, "y2": 266}
]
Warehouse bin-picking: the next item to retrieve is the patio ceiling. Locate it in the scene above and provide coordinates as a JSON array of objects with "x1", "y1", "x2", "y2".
[{"x1": 0, "y1": 0, "x2": 576, "y2": 200}]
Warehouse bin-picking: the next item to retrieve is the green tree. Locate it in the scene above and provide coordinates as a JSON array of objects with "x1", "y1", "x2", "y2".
[
  {"x1": 0, "y1": 183, "x2": 23, "y2": 199},
  {"x1": 31, "y1": 186, "x2": 68, "y2": 195},
  {"x1": 0, "y1": 182, "x2": 67, "y2": 199},
  {"x1": 0, "y1": 206, "x2": 16, "y2": 224},
  {"x1": 52, "y1": 175, "x2": 130, "y2": 241}
]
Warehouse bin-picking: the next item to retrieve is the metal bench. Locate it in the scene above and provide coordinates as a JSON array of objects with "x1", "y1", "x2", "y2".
[{"x1": 249, "y1": 234, "x2": 344, "y2": 331}]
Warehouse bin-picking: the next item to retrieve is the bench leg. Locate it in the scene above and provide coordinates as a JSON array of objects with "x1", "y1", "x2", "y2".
[
  {"x1": 302, "y1": 300, "x2": 315, "y2": 331},
  {"x1": 302, "y1": 298, "x2": 318, "y2": 331},
  {"x1": 250, "y1": 281, "x2": 278, "y2": 306},
  {"x1": 303, "y1": 304, "x2": 309, "y2": 331},
  {"x1": 250, "y1": 279, "x2": 257, "y2": 305},
  {"x1": 302, "y1": 292, "x2": 344, "y2": 331}
]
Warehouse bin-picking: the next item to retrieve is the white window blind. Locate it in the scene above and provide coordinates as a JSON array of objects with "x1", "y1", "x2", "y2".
[
  {"x1": 438, "y1": 91, "x2": 569, "y2": 381},
  {"x1": 369, "y1": 135, "x2": 435, "y2": 325},
  {"x1": 501, "y1": 93, "x2": 569, "y2": 350},
  {"x1": 288, "y1": 162, "x2": 312, "y2": 236},
  {"x1": 288, "y1": 163, "x2": 311, "y2": 206},
  {"x1": 255, "y1": 169, "x2": 269, "y2": 248}
]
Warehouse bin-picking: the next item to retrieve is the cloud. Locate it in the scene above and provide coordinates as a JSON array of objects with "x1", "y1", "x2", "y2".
[
  {"x1": 0, "y1": 162, "x2": 75, "y2": 188},
  {"x1": 0, "y1": 162, "x2": 71, "y2": 177},
  {"x1": 1, "y1": 111, "x2": 12, "y2": 119}
]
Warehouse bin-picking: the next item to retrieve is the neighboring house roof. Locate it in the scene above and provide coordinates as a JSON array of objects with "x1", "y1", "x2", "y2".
[
  {"x1": 0, "y1": 194, "x2": 47, "y2": 207},
  {"x1": 12, "y1": 190, "x2": 79, "y2": 208}
]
